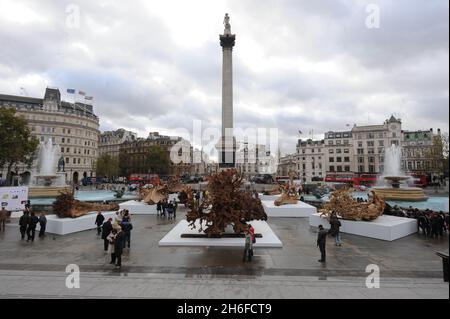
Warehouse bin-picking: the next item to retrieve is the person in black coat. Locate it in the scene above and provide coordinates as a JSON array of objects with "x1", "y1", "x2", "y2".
[
  {"x1": 95, "y1": 211, "x2": 105, "y2": 236},
  {"x1": 26, "y1": 212, "x2": 39, "y2": 242},
  {"x1": 418, "y1": 213, "x2": 430, "y2": 237},
  {"x1": 19, "y1": 211, "x2": 29, "y2": 240},
  {"x1": 38, "y1": 213, "x2": 47, "y2": 238},
  {"x1": 156, "y1": 201, "x2": 162, "y2": 216},
  {"x1": 317, "y1": 225, "x2": 328, "y2": 262},
  {"x1": 121, "y1": 220, "x2": 133, "y2": 249},
  {"x1": 114, "y1": 228, "x2": 124, "y2": 268},
  {"x1": 101, "y1": 218, "x2": 113, "y2": 251}
]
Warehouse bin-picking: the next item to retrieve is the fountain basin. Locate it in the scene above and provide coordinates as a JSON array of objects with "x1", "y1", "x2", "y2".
[
  {"x1": 372, "y1": 186, "x2": 428, "y2": 202},
  {"x1": 29, "y1": 186, "x2": 71, "y2": 198}
]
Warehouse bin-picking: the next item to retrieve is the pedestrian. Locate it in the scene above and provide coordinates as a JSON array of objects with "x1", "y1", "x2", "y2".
[
  {"x1": 107, "y1": 228, "x2": 117, "y2": 264},
  {"x1": 173, "y1": 200, "x2": 178, "y2": 218},
  {"x1": 167, "y1": 201, "x2": 174, "y2": 220},
  {"x1": 317, "y1": 224, "x2": 327, "y2": 262},
  {"x1": 195, "y1": 191, "x2": 200, "y2": 205},
  {"x1": 329, "y1": 212, "x2": 342, "y2": 246},
  {"x1": 26, "y1": 212, "x2": 39, "y2": 242},
  {"x1": 243, "y1": 225, "x2": 253, "y2": 262},
  {"x1": 437, "y1": 212, "x2": 445, "y2": 237},
  {"x1": 156, "y1": 200, "x2": 162, "y2": 216},
  {"x1": 418, "y1": 213, "x2": 429, "y2": 236},
  {"x1": 38, "y1": 212, "x2": 47, "y2": 238},
  {"x1": 102, "y1": 218, "x2": 113, "y2": 251},
  {"x1": 0, "y1": 207, "x2": 7, "y2": 231},
  {"x1": 24, "y1": 200, "x2": 31, "y2": 214},
  {"x1": 95, "y1": 211, "x2": 105, "y2": 236},
  {"x1": 19, "y1": 211, "x2": 29, "y2": 240},
  {"x1": 114, "y1": 226, "x2": 124, "y2": 268},
  {"x1": 122, "y1": 210, "x2": 130, "y2": 222},
  {"x1": 430, "y1": 213, "x2": 439, "y2": 239},
  {"x1": 121, "y1": 219, "x2": 133, "y2": 249}
]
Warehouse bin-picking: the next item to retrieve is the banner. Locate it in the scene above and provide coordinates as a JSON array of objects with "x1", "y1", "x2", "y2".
[
  {"x1": 0, "y1": 186, "x2": 29, "y2": 211},
  {"x1": 78, "y1": 90, "x2": 86, "y2": 96}
]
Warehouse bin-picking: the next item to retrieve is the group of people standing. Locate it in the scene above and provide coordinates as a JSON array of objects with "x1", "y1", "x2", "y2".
[
  {"x1": 156, "y1": 200, "x2": 178, "y2": 220},
  {"x1": 18, "y1": 209, "x2": 47, "y2": 242},
  {"x1": 385, "y1": 205, "x2": 449, "y2": 239},
  {"x1": 96, "y1": 209, "x2": 133, "y2": 269}
]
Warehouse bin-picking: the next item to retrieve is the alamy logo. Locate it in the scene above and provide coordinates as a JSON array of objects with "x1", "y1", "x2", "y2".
[
  {"x1": 365, "y1": 264, "x2": 380, "y2": 288},
  {"x1": 65, "y1": 264, "x2": 80, "y2": 289},
  {"x1": 365, "y1": 4, "x2": 380, "y2": 29}
]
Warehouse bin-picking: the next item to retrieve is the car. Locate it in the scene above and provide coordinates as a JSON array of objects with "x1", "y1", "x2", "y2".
[{"x1": 250, "y1": 174, "x2": 275, "y2": 184}]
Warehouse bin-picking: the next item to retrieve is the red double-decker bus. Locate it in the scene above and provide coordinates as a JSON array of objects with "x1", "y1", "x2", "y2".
[
  {"x1": 325, "y1": 173, "x2": 379, "y2": 187},
  {"x1": 128, "y1": 174, "x2": 161, "y2": 186}
]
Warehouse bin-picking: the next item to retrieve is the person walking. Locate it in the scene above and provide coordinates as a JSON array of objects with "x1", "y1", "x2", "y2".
[
  {"x1": 114, "y1": 227, "x2": 124, "y2": 269},
  {"x1": 243, "y1": 225, "x2": 253, "y2": 262},
  {"x1": 26, "y1": 212, "x2": 39, "y2": 242},
  {"x1": 101, "y1": 218, "x2": 113, "y2": 251},
  {"x1": 0, "y1": 207, "x2": 7, "y2": 231},
  {"x1": 317, "y1": 224, "x2": 327, "y2": 262},
  {"x1": 430, "y1": 213, "x2": 439, "y2": 239},
  {"x1": 167, "y1": 201, "x2": 174, "y2": 220},
  {"x1": 329, "y1": 212, "x2": 342, "y2": 246},
  {"x1": 95, "y1": 211, "x2": 105, "y2": 236},
  {"x1": 19, "y1": 211, "x2": 29, "y2": 240},
  {"x1": 38, "y1": 213, "x2": 47, "y2": 238}
]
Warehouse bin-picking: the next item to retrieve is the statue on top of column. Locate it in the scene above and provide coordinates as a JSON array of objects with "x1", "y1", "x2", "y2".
[{"x1": 223, "y1": 13, "x2": 231, "y2": 35}]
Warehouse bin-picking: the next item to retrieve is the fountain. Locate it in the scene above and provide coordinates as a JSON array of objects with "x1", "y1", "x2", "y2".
[
  {"x1": 28, "y1": 139, "x2": 71, "y2": 198},
  {"x1": 372, "y1": 144, "x2": 428, "y2": 201}
]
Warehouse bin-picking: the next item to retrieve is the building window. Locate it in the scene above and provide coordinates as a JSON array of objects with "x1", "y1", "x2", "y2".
[
  {"x1": 358, "y1": 165, "x2": 364, "y2": 173},
  {"x1": 329, "y1": 149, "x2": 334, "y2": 154},
  {"x1": 358, "y1": 157, "x2": 364, "y2": 163},
  {"x1": 336, "y1": 149, "x2": 342, "y2": 154},
  {"x1": 328, "y1": 141, "x2": 333, "y2": 145},
  {"x1": 336, "y1": 157, "x2": 342, "y2": 162},
  {"x1": 66, "y1": 157, "x2": 69, "y2": 163},
  {"x1": 337, "y1": 166, "x2": 342, "y2": 172},
  {"x1": 336, "y1": 140, "x2": 341, "y2": 145},
  {"x1": 329, "y1": 166, "x2": 335, "y2": 172},
  {"x1": 344, "y1": 149, "x2": 349, "y2": 153},
  {"x1": 329, "y1": 157, "x2": 334, "y2": 162},
  {"x1": 358, "y1": 141, "x2": 363, "y2": 147},
  {"x1": 344, "y1": 166, "x2": 350, "y2": 172},
  {"x1": 369, "y1": 156, "x2": 375, "y2": 163},
  {"x1": 367, "y1": 141, "x2": 374, "y2": 147},
  {"x1": 369, "y1": 165, "x2": 375, "y2": 173},
  {"x1": 61, "y1": 147, "x2": 64, "y2": 153},
  {"x1": 378, "y1": 140, "x2": 384, "y2": 146},
  {"x1": 344, "y1": 157, "x2": 350, "y2": 162},
  {"x1": 357, "y1": 148, "x2": 364, "y2": 155},
  {"x1": 73, "y1": 158, "x2": 76, "y2": 164}
]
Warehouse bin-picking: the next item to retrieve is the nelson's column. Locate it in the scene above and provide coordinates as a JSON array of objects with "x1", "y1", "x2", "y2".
[{"x1": 218, "y1": 13, "x2": 236, "y2": 168}]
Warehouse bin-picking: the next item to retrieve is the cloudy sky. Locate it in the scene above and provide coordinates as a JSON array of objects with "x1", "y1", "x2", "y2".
[{"x1": 0, "y1": 0, "x2": 448, "y2": 155}]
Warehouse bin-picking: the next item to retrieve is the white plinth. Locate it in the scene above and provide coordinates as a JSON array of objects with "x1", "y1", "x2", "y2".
[
  {"x1": 119, "y1": 200, "x2": 157, "y2": 214},
  {"x1": 159, "y1": 219, "x2": 282, "y2": 247},
  {"x1": 119, "y1": 194, "x2": 179, "y2": 215},
  {"x1": 258, "y1": 194, "x2": 279, "y2": 201},
  {"x1": 309, "y1": 213, "x2": 418, "y2": 241},
  {"x1": 33, "y1": 211, "x2": 117, "y2": 235},
  {"x1": 262, "y1": 200, "x2": 316, "y2": 217}
]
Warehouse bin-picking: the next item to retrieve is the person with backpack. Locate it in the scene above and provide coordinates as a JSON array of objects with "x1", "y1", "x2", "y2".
[
  {"x1": 19, "y1": 211, "x2": 29, "y2": 240},
  {"x1": 121, "y1": 220, "x2": 133, "y2": 249},
  {"x1": 329, "y1": 212, "x2": 342, "y2": 246}
]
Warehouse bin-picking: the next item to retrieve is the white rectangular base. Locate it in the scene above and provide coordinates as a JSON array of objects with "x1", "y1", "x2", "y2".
[
  {"x1": 119, "y1": 200, "x2": 157, "y2": 214},
  {"x1": 119, "y1": 194, "x2": 180, "y2": 215},
  {"x1": 309, "y1": 213, "x2": 418, "y2": 241},
  {"x1": 262, "y1": 200, "x2": 317, "y2": 217},
  {"x1": 34, "y1": 211, "x2": 117, "y2": 235},
  {"x1": 258, "y1": 194, "x2": 280, "y2": 201},
  {"x1": 159, "y1": 220, "x2": 282, "y2": 247}
]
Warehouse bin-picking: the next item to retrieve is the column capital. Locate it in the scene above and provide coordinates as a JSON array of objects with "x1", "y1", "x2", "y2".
[{"x1": 220, "y1": 34, "x2": 235, "y2": 48}]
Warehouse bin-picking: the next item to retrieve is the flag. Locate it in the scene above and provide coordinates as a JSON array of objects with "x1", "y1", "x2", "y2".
[
  {"x1": 346, "y1": 124, "x2": 350, "y2": 127},
  {"x1": 298, "y1": 130, "x2": 302, "y2": 135},
  {"x1": 78, "y1": 90, "x2": 86, "y2": 96},
  {"x1": 67, "y1": 89, "x2": 76, "y2": 94},
  {"x1": 85, "y1": 96, "x2": 93, "y2": 100}
]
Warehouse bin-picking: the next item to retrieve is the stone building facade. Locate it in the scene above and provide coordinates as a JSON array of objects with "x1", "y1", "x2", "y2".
[{"x1": 0, "y1": 87, "x2": 100, "y2": 184}]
